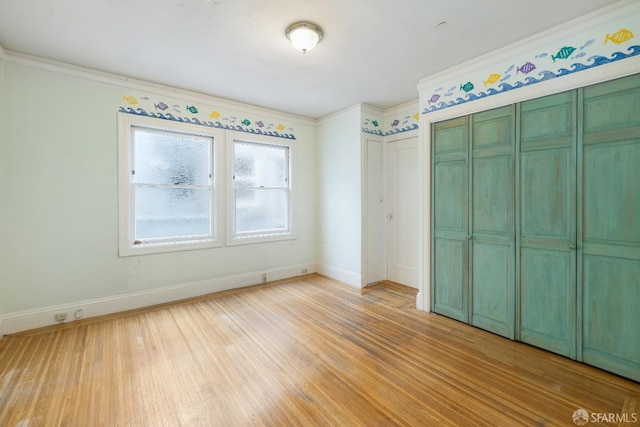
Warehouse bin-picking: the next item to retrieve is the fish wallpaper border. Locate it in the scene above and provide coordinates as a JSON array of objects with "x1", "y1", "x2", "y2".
[
  {"x1": 362, "y1": 116, "x2": 384, "y2": 136},
  {"x1": 421, "y1": 24, "x2": 640, "y2": 116},
  {"x1": 362, "y1": 111, "x2": 420, "y2": 136},
  {"x1": 119, "y1": 97, "x2": 296, "y2": 140}
]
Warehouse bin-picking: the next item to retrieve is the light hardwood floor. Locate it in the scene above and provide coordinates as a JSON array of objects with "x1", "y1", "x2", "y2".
[{"x1": 1, "y1": 274, "x2": 638, "y2": 426}]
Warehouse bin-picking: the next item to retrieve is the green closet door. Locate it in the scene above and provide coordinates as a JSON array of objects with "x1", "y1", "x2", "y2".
[
  {"x1": 582, "y1": 74, "x2": 640, "y2": 382},
  {"x1": 470, "y1": 106, "x2": 515, "y2": 339},
  {"x1": 519, "y1": 92, "x2": 577, "y2": 358},
  {"x1": 432, "y1": 117, "x2": 469, "y2": 322}
]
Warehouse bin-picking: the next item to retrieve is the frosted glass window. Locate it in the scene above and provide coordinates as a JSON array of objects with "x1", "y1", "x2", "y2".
[
  {"x1": 234, "y1": 141, "x2": 287, "y2": 188},
  {"x1": 134, "y1": 187, "x2": 211, "y2": 239},
  {"x1": 119, "y1": 112, "x2": 221, "y2": 256},
  {"x1": 131, "y1": 127, "x2": 214, "y2": 244},
  {"x1": 235, "y1": 189, "x2": 288, "y2": 233},
  {"x1": 133, "y1": 127, "x2": 211, "y2": 186},
  {"x1": 232, "y1": 140, "x2": 291, "y2": 237}
]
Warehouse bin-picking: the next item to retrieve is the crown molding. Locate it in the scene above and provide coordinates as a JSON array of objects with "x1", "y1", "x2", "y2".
[
  {"x1": 383, "y1": 99, "x2": 419, "y2": 116},
  {"x1": 317, "y1": 103, "x2": 365, "y2": 124},
  {"x1": 2, "y1": 49, "x2": 316, "y2": 126},
  {"x1": 417, "y1": 0, "x2": 640, "y2": 90},
  {"x1": 360, "y1": 103, "x2": 384, "y2": 116}
]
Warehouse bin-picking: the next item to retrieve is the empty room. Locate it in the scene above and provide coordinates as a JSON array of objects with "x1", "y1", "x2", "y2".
[{"x1": 0, "y1": 0, "x2": 639, "y2": 425}]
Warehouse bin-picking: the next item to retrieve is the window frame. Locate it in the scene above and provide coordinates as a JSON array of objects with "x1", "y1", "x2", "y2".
[
  {"x1": 226, "y1": 131, "x2": 296, "y2": 245},
  {"x1": 118, "y1": 113, "x2": 224, "y2": 256}
]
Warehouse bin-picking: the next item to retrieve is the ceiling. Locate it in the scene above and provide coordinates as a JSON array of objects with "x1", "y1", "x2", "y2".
[{"x1": 0, "y1": 0, "x2": 618, "y2": 119}]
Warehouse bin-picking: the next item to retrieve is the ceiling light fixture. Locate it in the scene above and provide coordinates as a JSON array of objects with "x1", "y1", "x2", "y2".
[{"x1": 285, "y1": 22, "x2": 323, "y2": 54}]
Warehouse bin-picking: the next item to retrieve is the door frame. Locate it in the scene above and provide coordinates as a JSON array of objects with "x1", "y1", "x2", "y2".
[{"x1": 362, "y1": 130, "x2": 421, "y2": 290}]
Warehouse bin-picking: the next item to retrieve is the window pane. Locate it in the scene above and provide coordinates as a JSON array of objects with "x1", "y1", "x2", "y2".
[
  {"x1": 133, "y1": 127, "x2": 211, "y2": 186},
  {"x1": 135, "y1": 186, "x2": 211, "y2": 239},
  {"x1": 234, "y1": 141, "x2": 287, "y2": 188},
  {"x1": 235, "y1": 189, "x2": 288, "y2": 233}
]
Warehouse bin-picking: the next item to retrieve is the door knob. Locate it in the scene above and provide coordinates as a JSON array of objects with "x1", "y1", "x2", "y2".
[
  {"x1": 569, "y1": 243, "x2": 577, "y2": 250},
  {"x1": 387, "y1": 213, "x2": 394, "y2": 221}
]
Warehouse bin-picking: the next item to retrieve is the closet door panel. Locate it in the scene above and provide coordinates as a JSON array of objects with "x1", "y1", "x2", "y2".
[
  {"x1": 583, "y1": 255, "x2": 640, "y2": 381},
  {"x1": 472, "y1": 241, "x2": 512, "y2": 335},
  {"x1": 432, "y1": 118, "x2": 469, "y2": 322},
  {"x1": 470, "y1": 107, "x2": 515, "y2": 339},
  {"x1": 520, "y1": 248, "x2": 575, "y2": 355},
  {"x1": 473, "y1": 156, "x2": 511, "y2": 234},
  {"x1": 582, "y1": 74, "x2": 640, "y2": 381},
  {"x1": 433, "y1": 159, "x2": 468, "y2": 321},
  {"x1": 434, "y1": 238, "x2": 467, "y2": 321},
  {"x1": 519, "y1": 146, "x2": 576, "y2": 357},
  {"x1": 582, "y1": 139, "x2": 640, "y2": 378},
  {"x1": 434, "y1": 161, "x2": 466, "y2": 231},
  {"x1": 521, "y1": 150, "x2": 571, "y2": 239},
  {"x1": 583, "y1": 141, "x2": 640, "y2": 244},
  {"x1": 519, "y1": 92, "x2": 576, "y2": 358}
]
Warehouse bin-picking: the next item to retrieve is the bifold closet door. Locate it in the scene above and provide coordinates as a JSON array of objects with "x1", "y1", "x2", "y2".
[
  {"x1": 519, "y1": 92, "x2": 577, "y2": 358},
  {"x1": 432, "y1": 117, "x2": 469, "y2": 322},
  {"x1": 469, "y1": 107, "x2": 515, "y2": 339},
  {"x1": 432, "y1": 108, "x2": 516, "y2": 339},
  {"x1": 581, "y1": 74, "x2": 640, "y2": 382}
]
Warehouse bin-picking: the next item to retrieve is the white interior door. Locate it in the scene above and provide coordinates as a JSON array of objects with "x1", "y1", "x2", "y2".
[
  {"x1": 386, "y1": 136, "x2": 419, "y2": 288},
  {"x1": 365, "y1": 138, "x2": 384, "y2": 285}
]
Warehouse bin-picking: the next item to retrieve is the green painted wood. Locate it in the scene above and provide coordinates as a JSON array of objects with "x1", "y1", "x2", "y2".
[
  {"x1": 470, "y1": 106, "x2": 515, "y2": 339},
  {"x1": 433, "y1": 238, "x2": 467, "y2": 321},
  {"x1": 432, "y1": 118, "x2": 469, "y2": 322},
  {"x1": 582, "y1": 73, "x2": 640, "y2": 381},
  {"x1": 519, "y1": 91, "x2": 577, "y2": 358},
  {"x1": 429, "y1": 72, "x2": 640, "y2": 382}
]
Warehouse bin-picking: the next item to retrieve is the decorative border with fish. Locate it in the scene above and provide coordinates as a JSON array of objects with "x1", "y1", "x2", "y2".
[
  {"x1": 362, "y1": 116, "x2": 384, "y2": 136},
  {"x1": 362, "y1": 111, "x2": 420, "y2": 136},
  {"x1": 119, "y1": 97, "x2": 296, "y2": 140},
  {"x1": 384, "y1": 111, "x2": 420, "y2": 136},
  {"x1": 421, "y1": 23, "x2": 639, "y2": 115}
]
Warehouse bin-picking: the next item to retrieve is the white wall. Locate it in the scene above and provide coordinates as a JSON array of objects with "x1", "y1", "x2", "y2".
[
  {"x1": 316, "y1": 106, "x2": 363, "y2": 286},
  {"x1": 0, "y1": 59, "x2": 317, "y2": 332},
  {"x1": 0, "y1": 52, "x2": 6, "y2": 327}
]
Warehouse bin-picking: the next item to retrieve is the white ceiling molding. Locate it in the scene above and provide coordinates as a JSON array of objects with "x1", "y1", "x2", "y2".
[
  {"x1": 2, "y1": 49, "x2": 316, "y2": 126},
  {"x1": 316, "y1": 103, "x2": 367, "y2": 124},
  {"x1": 383, "y1": 99, "x2": 419, "y2": 117}
]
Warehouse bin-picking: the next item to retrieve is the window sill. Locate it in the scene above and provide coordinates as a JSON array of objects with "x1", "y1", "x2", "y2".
[
  {"x1": 226, "y1": 232, "x2": 297, "y2": 246},
  {"x1": 119, "y1": 238, "x2": 223, "y2": 257}
]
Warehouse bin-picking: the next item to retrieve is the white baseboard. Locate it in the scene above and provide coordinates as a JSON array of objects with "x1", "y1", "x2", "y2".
[
  {"x1": 1, "y1": 263, "x2": 316, "y2": 336},
  {"x1": 316, "y1": 263, "x2": 362, "y2": 288}
]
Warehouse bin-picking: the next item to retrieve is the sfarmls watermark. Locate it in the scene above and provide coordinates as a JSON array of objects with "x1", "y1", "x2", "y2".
[{"x1": 572, "y1": 408, "x2": 638, "y2": 425}]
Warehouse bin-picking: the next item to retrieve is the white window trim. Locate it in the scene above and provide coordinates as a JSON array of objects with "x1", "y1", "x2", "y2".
[
  {"x1": 225, "y1": 131, "x2": 296, "y2": 246},
  {"x1": 118, "y1": 113, "x2": 225, "y2": 256}
]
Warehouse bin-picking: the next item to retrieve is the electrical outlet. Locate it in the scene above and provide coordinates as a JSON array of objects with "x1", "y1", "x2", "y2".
[
  {"x1": 261, "y1": 273, "x2": 267, "y2": 283},
  {"x1": 55, "y1": 313, "x2": 67, "y2": 322},
  {"x1": 301, "y1": 268, "x2": 308, "y2": 274},
  {"x1": 74, "y1": 309, "x2": 83, "y2": 319}
]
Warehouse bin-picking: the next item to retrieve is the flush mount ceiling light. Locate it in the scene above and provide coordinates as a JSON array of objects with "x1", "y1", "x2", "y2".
[{"x1": 285, "y1": 22, "x2": 323, "y2": 54}]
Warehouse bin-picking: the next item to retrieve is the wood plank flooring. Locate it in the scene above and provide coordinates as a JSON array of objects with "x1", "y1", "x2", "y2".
[{"x1": 1, "y1": 274, "x2": 638, "y2": 426}]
